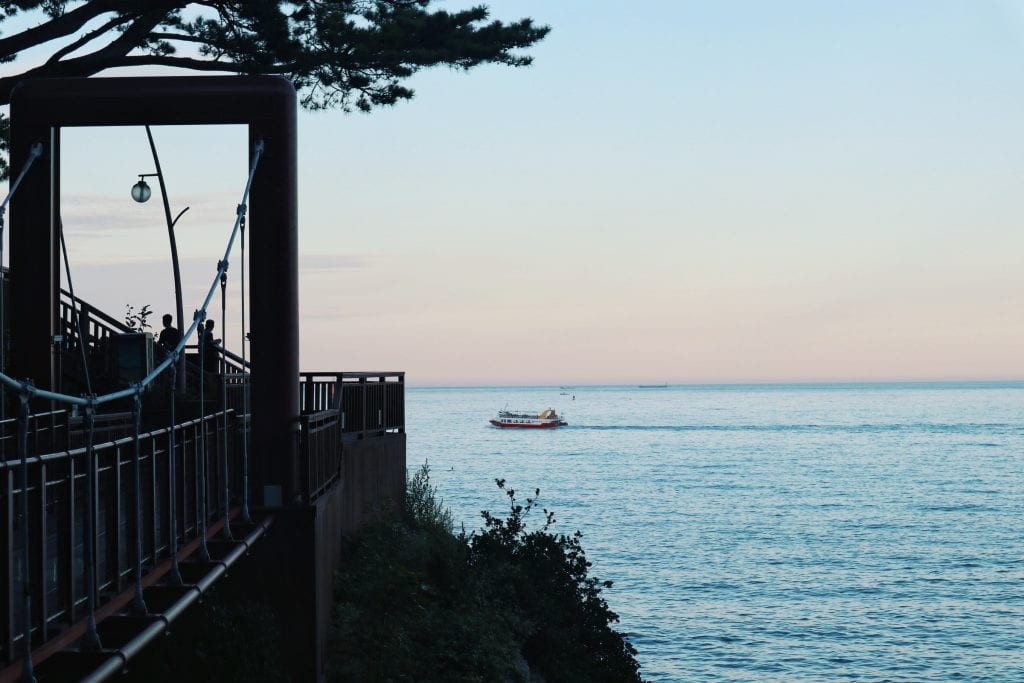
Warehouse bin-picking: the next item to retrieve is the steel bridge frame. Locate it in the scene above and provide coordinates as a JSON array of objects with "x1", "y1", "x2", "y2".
[{"x1": 8, "y1": 76, "x2": 299, "y2": 507}]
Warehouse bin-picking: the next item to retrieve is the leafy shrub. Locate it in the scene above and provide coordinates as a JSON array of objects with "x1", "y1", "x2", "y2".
[
  {"x1": 328, "y1": 464, "x2": 644, "y2": 682},
  {"x1": 124, "y1": 303, "x2": 153, "y2": 331},
  {"x1": 405, "y1": 460, "x2": 454, "y2": 533},
  {"x1": 471, "y1": 479, "x2": 642, "y2": 682}
]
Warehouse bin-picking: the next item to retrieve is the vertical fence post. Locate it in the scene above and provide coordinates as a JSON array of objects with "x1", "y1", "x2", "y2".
[
  {"x1": 17, "y1": 388, "x2": 36, "y2": 682},
  {"x1": 239, "y1": 376, "x2": 251, "y2": 524},
  {"x1": 298, "y1": 415, "x2": 308, "y2": 503},
  {"x1": 360, "y1": 377, "x2": 367, "y2": 437},
  {"x1": 80, "y1": 303, "x2": 92, "y2": 359},
  {"x1": 81, "y1": 400, "x2": 102, "y2": 649},
  {"x1": 196, "y1": 318, "x2": 210, "y2": 562},
  {"x1": 303, "y1": 377, "x2": 313, "y2": 415},
  {"x1": 238, "y1": 212, "x2": 251, "y2": 525},
  {"x1": 130, "y1": 391, "x2": 148, "y2": 615},
  {"x1": 220, "y1": 373, "x2": 232, "y2": 540},
  {"x1": 166, "y1": 362, "x2": 182, "y2": 585}
]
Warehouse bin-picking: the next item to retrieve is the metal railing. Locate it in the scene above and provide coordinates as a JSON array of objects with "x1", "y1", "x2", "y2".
[
  {"x1": 297, "y1": 410, "x2": 341, "y2": 503},
  {"x1": 60, "y1": 289, "x2": 132, "y2": 351},
  {"x1": 0, "y1": 410, "x2": 234, "y2": 666},
  {"x1": 298, "y1": 372, "x2": 404, "y2": 436},
  {"x1": 0, "y1": 139, "x2": 269, "y2": 679},
  {"x1": 0, "y1": 411, "x2": 70, "y2": 460},
  {"x1": 60, "y1": 290, "x2": 215, "y2": 399},
  {"x1": 296, "y1": 372, "x2": 404, "y2": 504}
]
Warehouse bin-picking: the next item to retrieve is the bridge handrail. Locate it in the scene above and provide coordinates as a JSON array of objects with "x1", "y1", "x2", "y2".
[
  {"x1": 60, "y1": 288, "x2": 133, "y2": 338},
  {"x1": 296, "y1": 373, "x2": 404, "y2": 503},
  {"x1": 0, "y1": 410, "x2": 70, "y2": 458},
  {"x1": 298, "y1": 409, "x2": 341, "y2": 502},
  {"x1": 298, "y1": 371, "x2": 405, "y2": 434},
  {"x1": 183, "y1": 343, "x2": 250, "y2": 375},
  {"x1": 219, "y1": 345, "x2": 251, "y2": 370},
  {"x1": 0, "y1": 410, "x2": 234, "y2": 665}
]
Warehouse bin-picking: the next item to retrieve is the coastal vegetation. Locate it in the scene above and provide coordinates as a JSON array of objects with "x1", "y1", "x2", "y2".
[
  {"x1": 127, "y1": 464, "x2": 642, "y2": 682},
  {"x1": 328, "y1": 464, "x2": 644, "y2": 682}
]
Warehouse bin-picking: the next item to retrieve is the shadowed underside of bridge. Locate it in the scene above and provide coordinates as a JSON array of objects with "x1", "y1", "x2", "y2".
[{"x1": 0, "y1": 76, "x2": 407, "y2": 682}]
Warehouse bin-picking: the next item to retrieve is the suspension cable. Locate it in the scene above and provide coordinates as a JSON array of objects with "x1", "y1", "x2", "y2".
[
  {"x1": 0, "y1": 138, "x2": 265, "y2": 407},
  {"x1": 1, "y1": 143, "x2": 44, "y2": 424},
  {"x1": 195, "y1": 314, "x2": 211, "y2": 562},
  {"x1": 81, "y1": 398, "x2": 102, "y2": 649},
  {"x1": 0, "y1": 136, "x2": 264, "y2": 671},
  {"x1": 219, "y1": 265, "x2": 232, "y2": 540},
  {"x1": 0, "y1": 142, "x2": 44, "y2": 214},
  {"x1": 166, "y1": 361, "x2": 183, "y2": 585},
  {"x1": 239, "y1": 213, "x2": 251, "y2": 523},
  {"x1": 129, "y1": 389, "x2": 148, "y2": 615},
  {"x1": 17, "y1": 385, "x2": 36, "y2": 680}
]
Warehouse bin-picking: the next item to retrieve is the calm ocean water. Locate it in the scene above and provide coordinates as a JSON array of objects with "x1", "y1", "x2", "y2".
[{"x1": 407, "y1": 383, "x2": 1024, "y2": 682}]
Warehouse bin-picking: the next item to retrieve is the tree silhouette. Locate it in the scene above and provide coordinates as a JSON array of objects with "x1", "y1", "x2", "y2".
[{"x1": 0, "y1": 1, "x2": 549, "y2": 176}]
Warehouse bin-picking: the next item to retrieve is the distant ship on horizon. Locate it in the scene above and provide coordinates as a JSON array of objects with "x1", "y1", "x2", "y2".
[{"x1": 638, "y1": 383, "x2": 669, "y2": 388}]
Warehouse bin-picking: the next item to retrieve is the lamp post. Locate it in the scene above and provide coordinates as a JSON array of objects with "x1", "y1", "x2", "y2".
[{"x1": 133, "y1": 126, "x2": 188, "y2": 391}]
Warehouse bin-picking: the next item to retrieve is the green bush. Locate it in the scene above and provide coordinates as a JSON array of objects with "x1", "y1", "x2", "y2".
[{"x1": 328, "y1": 464, "x2": 644, "y2": 682}]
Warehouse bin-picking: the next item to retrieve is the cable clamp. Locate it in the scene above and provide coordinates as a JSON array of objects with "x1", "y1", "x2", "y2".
[{"x1": 18, "y1": 379, "x2": 33, "y2": 402}]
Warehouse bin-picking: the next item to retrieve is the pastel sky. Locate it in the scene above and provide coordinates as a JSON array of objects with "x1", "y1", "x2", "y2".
[{"x1": 6, "y1": 1, "x2": 1024, "y2": 385}]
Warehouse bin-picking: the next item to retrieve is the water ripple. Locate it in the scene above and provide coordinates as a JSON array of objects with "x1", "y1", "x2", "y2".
[{"x1": 409, "y1": 383, "x2": 1024, "y2": 681}]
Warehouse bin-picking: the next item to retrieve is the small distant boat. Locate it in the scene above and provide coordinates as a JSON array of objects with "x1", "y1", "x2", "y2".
[
  {"x1": 490, "y1": 408, "x2": 568, "y2": 429},
  {"x1": 638, "y1": 383, "x2": 668, "y2": 388}
]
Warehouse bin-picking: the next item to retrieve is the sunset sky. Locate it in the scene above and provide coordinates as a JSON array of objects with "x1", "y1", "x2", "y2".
[{"x1": 8, "y1": 1, "x2": 1024, "y2": 385}]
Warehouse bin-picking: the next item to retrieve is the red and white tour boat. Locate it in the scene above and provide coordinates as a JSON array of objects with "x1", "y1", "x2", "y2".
[{"x1": 489, "y1": 408, "x2": 568, "y2": 429}]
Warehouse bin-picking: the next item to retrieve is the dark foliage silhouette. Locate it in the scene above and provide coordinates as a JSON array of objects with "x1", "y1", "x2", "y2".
[{"x1": 329, "y1": 464, "x2": 644, "y2": 682}]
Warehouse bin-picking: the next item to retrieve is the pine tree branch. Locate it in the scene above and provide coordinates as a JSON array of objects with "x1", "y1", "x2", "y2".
[
  {"x1": 0, "y1": 0, "x2": 124, "y2": 61},
  {"x1": 99, "y1": 54, "x2": 246, "y2": 71},
  {"x1": 148, "y1": 32, "x2": 209, "y2": 44},
  {"x1": 45, "y1": 13, "x2": 133, "y2": 65},
  {"x1": 0, "y1": 10, "x2": 169, "y2": 102},
  {"x1": 0, "y1": 1, "x2": 550, "y2": 180}
]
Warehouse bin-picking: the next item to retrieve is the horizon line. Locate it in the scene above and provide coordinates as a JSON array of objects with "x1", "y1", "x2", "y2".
[{"x1": 403, "y1": 378, "x2": 1024, "y2": 389}]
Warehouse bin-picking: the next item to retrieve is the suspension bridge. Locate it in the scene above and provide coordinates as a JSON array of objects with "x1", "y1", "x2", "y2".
[{"x1": 0, "y1": 76, "x2": 406, "y2": 682}]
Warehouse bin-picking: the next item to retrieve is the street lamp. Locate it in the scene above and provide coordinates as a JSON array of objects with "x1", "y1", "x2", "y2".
[
  {"x1": 131, "y1": 176, "x2": 153, "y2": 203},
  {"x1": 133, "y1": 126, "x2": 189, "y2": 391}
]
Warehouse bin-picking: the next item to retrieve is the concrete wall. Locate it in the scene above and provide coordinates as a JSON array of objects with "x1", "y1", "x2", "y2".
[
  {"x1": 338, "y1": 433, "x2": 407, "y2": 532},
  {"x1": 246, "y1": 432, "x2": 406, "y2": 681},
  {"x1": 313, "y1": 479, "x2": 345, "y2": 679}
]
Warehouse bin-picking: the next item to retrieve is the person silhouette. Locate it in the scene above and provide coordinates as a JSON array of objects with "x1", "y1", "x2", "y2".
[
  {"x1": 157, "y1": 313, "x2": 181, "y2": 352},
  {"x1": 202, "y1": 319, "x2": 221, "y2": 373}
]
